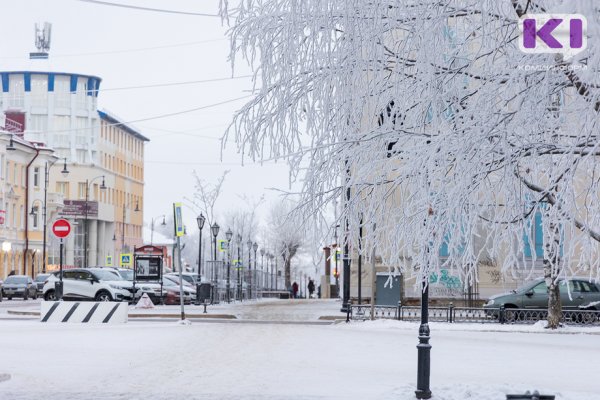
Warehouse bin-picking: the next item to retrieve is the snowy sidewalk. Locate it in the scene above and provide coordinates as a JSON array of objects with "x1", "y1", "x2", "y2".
[{"x1": 0, "y1": 313, "x2": 598, "y2": 399}]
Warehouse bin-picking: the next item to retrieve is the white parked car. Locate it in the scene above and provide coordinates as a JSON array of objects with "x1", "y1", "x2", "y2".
[{"x1": 43, "y1": 268, "x2": 138, "y2": 302}]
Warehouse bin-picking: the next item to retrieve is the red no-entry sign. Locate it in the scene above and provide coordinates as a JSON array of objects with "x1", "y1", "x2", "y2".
[{"x1": 52, "y1": 219, "x2": 71, "y2": 239}]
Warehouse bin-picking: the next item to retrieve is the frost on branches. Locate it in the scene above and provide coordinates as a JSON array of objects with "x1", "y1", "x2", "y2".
[{"x1": 220, "y1": 0, "x2": 600, "y2": 321}]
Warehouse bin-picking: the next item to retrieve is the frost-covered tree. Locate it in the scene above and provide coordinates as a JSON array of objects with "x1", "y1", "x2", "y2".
[
  {"x1": 266, "y1": 200, "x2": 304, "y2": 290},
  {"x1": 220, "y1": 0, "x2": 600, "y2": 328}
]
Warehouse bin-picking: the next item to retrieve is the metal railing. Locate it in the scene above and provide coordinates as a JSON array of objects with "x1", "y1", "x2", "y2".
[{"x1": 348, "y1": 303, "x2": 600, "y2": 326}]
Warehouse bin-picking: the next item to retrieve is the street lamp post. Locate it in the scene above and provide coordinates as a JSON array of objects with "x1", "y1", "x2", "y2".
[
  {"x1": 416, "y1": 207, "x2": 434, "y2": 399},
  {"x1": 195, "y1": 213, "x2": 205, "y2": 306},
  {"x1": 210, "y1": 222, "x2": 220, "y2": 303},
  {"x1": 121, "y1": 200, "x2": 140, "y2": 255},
  {"x1": 236, "y1": 234, "x2": 242, "y2": 302},
  {"x1": 226, "y1": 229, "x2": 233, "y2": 303},
  {"x1": 37, "y1": 158, "x2": 69, "y2": 273},
  {"x1": 84, "y1": 175, "x2": 107, "y2": 268},
  {"x1": 260, "y1": 248, "x2": 265, "y2": 294},
  {"x1": 252, "y1": 242, "x2": 258, "y2": 300},
  {"x1": 150, "y1": 215, "x2": 166, "y2": 246},
  {"x1": 246, "y1": 239, "x2": 252, "y2": 301},
  {"x1": 196, "y1": 215, "x2": 205, "y2": 275}
]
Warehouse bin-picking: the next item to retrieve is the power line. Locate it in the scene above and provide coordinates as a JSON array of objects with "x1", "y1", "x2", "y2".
[
  {"x1": 26, "y1": 94, "x2": 252, "y2": 135},
  {"x1": 0, "y1": 38, "x2": 226, "y2": 59},
  {"x1": 78, "y1": 0, "x2": 219, "y2": 16},
  {"x1": 101, "y1": 75, "x2": 253, "y2": 92}
]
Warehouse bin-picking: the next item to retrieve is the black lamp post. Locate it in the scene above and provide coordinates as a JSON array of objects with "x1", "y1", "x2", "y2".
[
  {"x1": 246, "y1": 239, "x2": 252, "y2": 300},
  {"x1": 121, "y1": 200, "x2": 140, "y2": 255},
  {"x1": 84, "y1": 175, "x2": 107, "y2": 268},
  {"x1": 416, "y1": 207, "x2": 433, "y2": 400},
  {"x1": 236, "y1": 233, "x2": 242, "y2": 301},
  {"x1": 196, "y1": 214, "x2": 205, "y2": 279},
  {"x1": 150, "y1": 215, "x2": 166, "y2": 246},
  {"x1": 226, "y1": 228, "x2": 233, "y2": 303},
  {"x1": 195, "y1": 213, "x2": 205, "y2": 306},
  {"x1": 252, "y1": 242, "x2": 258, "y2": 300},
  {"x1": 32, "y1": 158, "x2": 69, "y2": 274},
  {"x1": 260, "y1": 248, "x2": 265, "y2": 293},
  {"x1": 210, "y1": 222, "x2": 220, "y2": 303}
]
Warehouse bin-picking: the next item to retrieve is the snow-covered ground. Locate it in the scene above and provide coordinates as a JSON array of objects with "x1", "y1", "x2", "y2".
[{"x1": 0, "y1": 299, "x2": 598, "y2": 399}]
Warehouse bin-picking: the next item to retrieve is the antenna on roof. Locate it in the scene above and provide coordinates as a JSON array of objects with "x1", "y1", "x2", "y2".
[{"x1": 30, "y1": 22, "x2": 52, "y2": 59}]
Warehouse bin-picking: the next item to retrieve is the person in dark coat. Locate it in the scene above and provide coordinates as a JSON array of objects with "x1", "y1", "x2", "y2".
[
  {"x1": 292, "y1": 281, "x2": 299, "y2": 298},
  {"x1": 307, "y1": 279, "x2": 315, "y2": 298}
]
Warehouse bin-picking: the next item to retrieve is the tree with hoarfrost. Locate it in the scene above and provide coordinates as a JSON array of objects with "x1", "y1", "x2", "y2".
[
  {"x1": 266, "y1": 200, "x2": 304, "y2": 290},
  {"x1": 220, "y1": 0, "x2": 600, "y2": 328}
]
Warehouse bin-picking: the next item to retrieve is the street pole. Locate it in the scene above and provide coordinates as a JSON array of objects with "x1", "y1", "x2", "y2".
[
  {"x1": 236, "y1": 237, "x2": 241, "y2": 301},
  {"x1": 416, "y1": 208, "x2": 433, "y2": 400},
  {"x1": 84, "y1": 179, "x2": 89, "y2": 268},
  {"x1": 42, "y1": 163, "x2": 49, "y2": 273},
  {"x1": 56, "y1": 238, "x2": 64, "y2": 300},
  {"x1": 415, "y1": 279, "x2": 432, "y2": 399},
  {"x1": 177, "y1": 235, "x2": 186, "y2": 321},
  {"x1": 227, "y1": 241, "x2": 231, "y2": 303}
]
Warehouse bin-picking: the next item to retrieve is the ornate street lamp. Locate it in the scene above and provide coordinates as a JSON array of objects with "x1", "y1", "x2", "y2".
[
  {"x1": 252, "y1": 242, "x2": 258, "y2": 300},
  {"x1": 210, "y1": 222, "x2": 220, "y2": 303},
  {"x1": 225, "y1": 229, "x2": 233, "y2": 303}
]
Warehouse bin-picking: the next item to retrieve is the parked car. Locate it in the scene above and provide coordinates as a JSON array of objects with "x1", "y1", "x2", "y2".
[
  {"x1": 43, "y1": 268, "x2": 138, "y2": 302},
  {"x1": 34, "y1": 273, "x2": 52, "y2": 296},
  {"x1": 2, "y1": 275, "x2": 37, "y2": 300},
  {"x1": 165, "y1": 272, "x2": 199, "y2": 287},
  {"x1": 162, "y1": 278, "x2": 193, "y2": 305},
  {"x1": 484, "y1": 277, "x2": 600, "y2": 312}
]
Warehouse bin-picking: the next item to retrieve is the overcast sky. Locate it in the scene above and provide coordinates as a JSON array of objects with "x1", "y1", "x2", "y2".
[{"x1": 1, "y1": 0, "x2": 295, "y2": 232}]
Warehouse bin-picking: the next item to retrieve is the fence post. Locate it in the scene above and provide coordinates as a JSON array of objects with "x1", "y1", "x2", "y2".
[
  {"x1": 448, "y1": 302, "x2": 454, "y2": 323},
  {"x1": 397, "y1": 301, "x2": 402, "y2": 321},
  {"x1": 499, "y1": 305, "x2": 506, "y2": 324}
]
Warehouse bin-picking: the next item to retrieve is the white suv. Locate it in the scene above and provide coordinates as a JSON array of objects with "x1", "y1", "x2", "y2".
[{"x1": 43, "y1": 268, "x2": 137, "y2": 302}]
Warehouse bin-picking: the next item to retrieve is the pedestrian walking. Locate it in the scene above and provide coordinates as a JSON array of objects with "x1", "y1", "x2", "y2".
[
  {"x1": 292, "y1": 281, "x2": 299, "y2": 298},
  {"x1": 308, "y1": 279, "x2": 315, "y2": 298}
]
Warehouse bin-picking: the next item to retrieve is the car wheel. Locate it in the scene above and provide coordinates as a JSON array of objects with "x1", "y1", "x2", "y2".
[
  {"x1": 95, "y1": 291, "x2": 113, "y2": 302},
  {"x1": 44, "y1": 290, "x2": 56, "y2": 301},
  {"x1": 23, "y1": 292, "x2": 28, "y2": 301},
  {"x1": 7, "y1": 296, "x2": 12, "y2": 301}
]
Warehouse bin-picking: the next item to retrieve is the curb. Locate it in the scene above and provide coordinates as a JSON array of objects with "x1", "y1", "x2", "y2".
[{"x1": 7, "y1": 310, "x2": 237, "y2": 319}]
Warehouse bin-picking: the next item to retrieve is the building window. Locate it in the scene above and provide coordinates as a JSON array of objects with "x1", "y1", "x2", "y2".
[
  {"x1": 54, "y1": 75, "x2": 70, "y2": 108},
  {"x1": 33, "y1": 167, "x2": 40, "y2": 187},
  {"x1": 32, "y1": 206, "x2": 39, "y2": 229},
  {"x1": 30, "y1": 75, "x2": 48, "y2": 108},
  {"x1": 29, "y1": 114, "x2": 48, "y2": 133},
  {"x1": 53, "y1": 115, "x2": 70, "y2": 148},
  {"x1": 8, "y1": 74, "x2": 24, "y2": 108},
  {"x1": 56, "y1": 181, "x2": 69, "y2": 197},
  {"x1": 78, "y1": 183, "x2": 87, "y2": 200}
]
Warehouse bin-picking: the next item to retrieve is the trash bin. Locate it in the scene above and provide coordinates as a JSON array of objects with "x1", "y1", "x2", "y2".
[
  {"x1": 54, "y1": 281, "x2": 63, "y2": 300},
  {"x1": 198, "y1": 283, "x2": 212, "y2": 304}
]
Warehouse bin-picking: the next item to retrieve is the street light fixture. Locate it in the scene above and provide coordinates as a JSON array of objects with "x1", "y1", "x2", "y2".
[
  {"x1": 225, "y1": 229, "x2": 233, "y2": 303},
  {"x1": 235, "y1": 233, "x2": 241, "y2": 301},
  {"x1": 211, "y1": 222, "x2": 220, "y2": 303},
  {"x1": 121, "y1": 199, "x2": 140, "y2": 254},
  {"x1": 196, "y1": 213, "x2": 205, "y2": 278},
  {"x1": 260, "y1": 247, "x2": 265, "y2": 293},
  {"x1": 252, "y1": 242, "x2": 258, "y2": 300},
  {"x1": 150, "y1": 214, "x2": 166, "y2": 245},
  {"x1": 84, "y1": 175, "x2": 107, "y2": 268}
]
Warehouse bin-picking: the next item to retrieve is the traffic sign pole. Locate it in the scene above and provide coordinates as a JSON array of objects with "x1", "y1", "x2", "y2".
[
  {"x1": 56, "y1": 238, "x2": 64, "y2": 301},
  {"x1": 51, "y1": 219, "x2": 71, "y2": 301}
]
